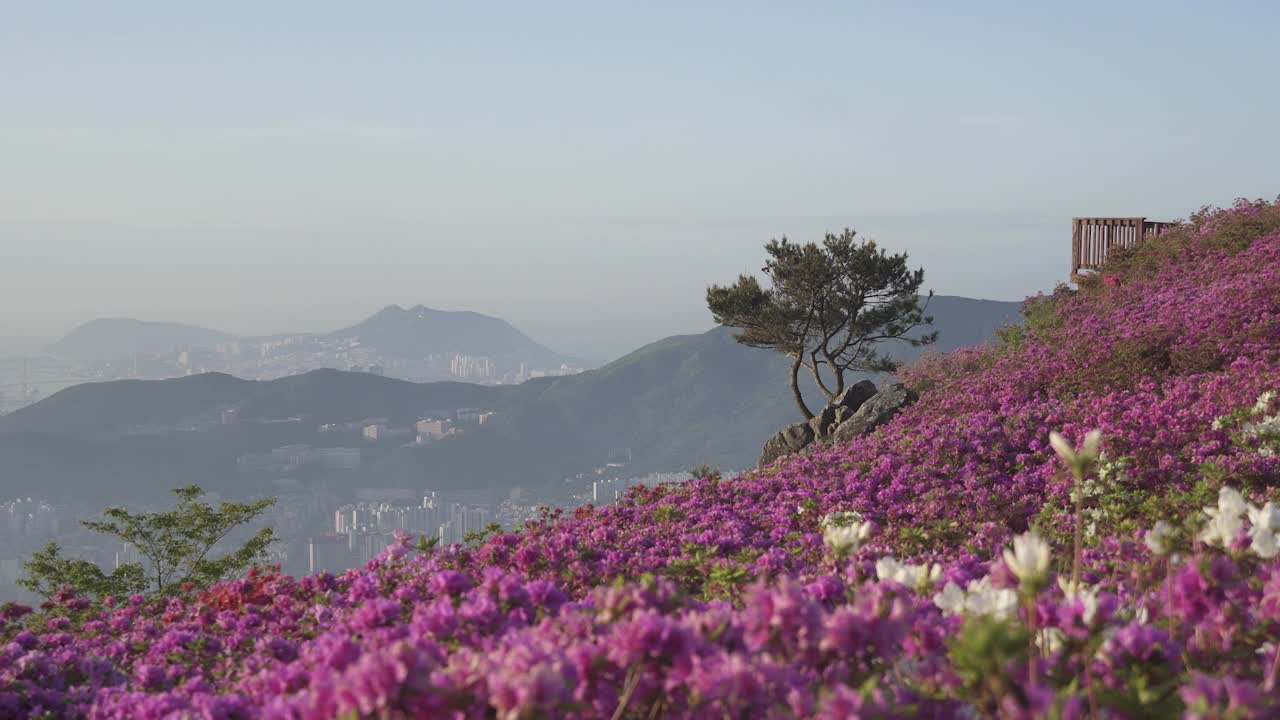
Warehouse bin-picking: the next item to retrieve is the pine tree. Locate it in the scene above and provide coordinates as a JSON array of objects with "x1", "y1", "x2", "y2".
[{"x1": 707, "y1": 229, "x2": 935, "y2": 419}]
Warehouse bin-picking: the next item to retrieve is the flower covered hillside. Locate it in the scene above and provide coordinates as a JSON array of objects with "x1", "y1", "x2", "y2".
[
  {"x1": 3, "y1": 199, "x2": 1280, "y2": 718},
  {"x1": 794, "y1": 197, "x2": 1280, "y2": 558}
]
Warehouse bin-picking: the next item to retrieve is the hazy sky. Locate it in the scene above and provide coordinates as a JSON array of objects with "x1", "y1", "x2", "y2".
[{"x1": 2, "y1": 2, "x2": 1278, "y2": 361}]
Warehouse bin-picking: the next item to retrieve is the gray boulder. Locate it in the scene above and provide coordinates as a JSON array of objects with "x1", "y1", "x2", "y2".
[
  {"x1": 816, "y1": 379, "x2": 878, "y2": 439},
  {"x1": 807, "y1": 404, "x2": 841, "y2": 439},
  {"x1": 758, "y1": 421, "x2": 815, "y2": 468},
  {"x1": 807, "y1": 379, "x2": 877, "y2": 441},
  {"x1": 758, "y1": 379, "x2": 886, "y2": 467},
  {"x1": 831, "y1": 382, "x2": 918, "y2": 444},
  {"x1": 833, "y1": 379, "x2": 877, "y2": 411}
]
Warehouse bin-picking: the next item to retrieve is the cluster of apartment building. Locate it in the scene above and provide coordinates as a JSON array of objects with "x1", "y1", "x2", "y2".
[
  {"x1": 449, "y1": 354, "x2": 494, "y2": 380},
  {"x1": 235, "y1": 445, "x2": 362, "y2": 474},
  {"x1": 1, "y1": 498, "x2": 65, "y2": 540},
  {"x1": 588, "y1": 472, "x2": 691, "y2": 504},
  {"x1": 518, "y1": 363, "x2": 585, "y2": 380},
  {"x1": 448, "y1": 355, "x2": 587, "y2": 383},
  {"x1": 307, "y1": 493, "x2": 492, "y2": 573},
  {"x1": 356, "y1": 407, "x2": 496, "y2": 446},
  {"x1": 0, "y1": 498, "x2": 68, "y2": 599}
]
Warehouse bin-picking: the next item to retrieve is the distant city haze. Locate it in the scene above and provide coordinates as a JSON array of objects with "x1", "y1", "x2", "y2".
[
  {"x1": 7, "y1": 215, "x2": 1075, "y2": 363},
  {"x1": 3, "y1": 3, "x2": 1279, "y2": 362}
]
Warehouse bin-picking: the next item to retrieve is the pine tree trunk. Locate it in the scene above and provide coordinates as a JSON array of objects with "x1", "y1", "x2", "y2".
[
  {"x1": 790, "y1": 355, "x2": 814, "y2": 419},
  {"x1": 807, "y1": 362, "x2": 835, "y2": 401}
]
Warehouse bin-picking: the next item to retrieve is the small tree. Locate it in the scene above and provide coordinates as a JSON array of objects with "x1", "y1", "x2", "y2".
[
  {"x1": 707, "y1": 229, "x2": 936, "y2": 419},
  {"x1": 20, "y1": 485, "x2": 276, "y2": 599},
  {"x1": 17, "y1": 543, "x2": 147, "y2": 600},
  {"x1": 689, "y1": 464, "x2": 723, "y2": 482}
]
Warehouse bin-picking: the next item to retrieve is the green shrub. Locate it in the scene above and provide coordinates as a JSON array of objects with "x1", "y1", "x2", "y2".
[
  {"x1": 689, "y1": 464, "x2": 723, "y2": 482},
  {"x1": 995, "y1": 286, "x2": 1069, "y2": 355},
  {"x1": 1101, "y1": 197, "x2": 1280, "y2": 280}
]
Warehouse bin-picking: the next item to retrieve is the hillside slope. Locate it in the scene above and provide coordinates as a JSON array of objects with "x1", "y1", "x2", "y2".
[
  {"x1": 5, "y1": 200, "x2": 1278, "y2": 717},
  {"x1": 0, "y1": 372, "x2": 255, "y2": 435},
  {"x1": 0, "y1": 369, "x2": 500, "y2": 436},
  {"x1": 489, "y1": 326, "x2": 797, "y2": 473},
  {"x1": 489, "y1": 295, "x2": 1020, "y2": 472},
  {"x1": 0, "y1": 297, "x2": 1018, "y2": 495}
]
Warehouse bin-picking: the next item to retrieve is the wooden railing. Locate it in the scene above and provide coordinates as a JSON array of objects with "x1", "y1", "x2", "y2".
[{"x1": 1071, "y1": 217, "x2": 1176, "y2": 278}]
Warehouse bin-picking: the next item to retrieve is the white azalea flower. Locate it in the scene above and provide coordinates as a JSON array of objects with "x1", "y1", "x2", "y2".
[
  {"x1": 820, "y1": 510, "x2": 874, "y2": 555},
  {"x1": 823, "y1": 521, "x2": 872, "y2": 555},
  {"x1": 1241, "y1": 501, "x2": 1280, "y2": 559},
  {"x1": 875, "y1": 557, "x2": 903, "y2": 583},
  {"x1": 1200, "y1": 487, "x2": 1250, "y2": 547},
  {"x1": 932, "y1": 582, "x2": 966, "y2": 614},
  {"x1": 1048, "y1": 431, "x2": 1074, "y2": 462},
  {"x1": 964, "y1": 580, "x2": 1019, "y2": 620},
  {"x1": 1144, "y1": 520, "x2": 1175, "y2": 556},
  {"x1": 1037, "y1": 627, "x2": 1066, "y2": 654},
  {"x1": 1199, "y1": 509, "x2": 1244, "y2": 547},
  {"x1": 1250, "y1": 528, "x2": 1280, "y2": 559},
  {"x1": 1057, "y1": 577, "x2": 1100, "y2": 623},
  {"x1": 1049, "y1": 429, "x2": 1102, "y2": 469},
  {"x1": 1200, "y1": 487, "x2": 1245, "y2": 543},
  {"x1": 1248, "y1": 502, "x2": 1280, "y2": 532},
  {"x1": 989, "y1": 589, "x2": 1019, "y2": 619},
  {"x1": 1003, "y1": 530, "x2": 1051, "y2": 583},
  {"x1": 1253, "y1": 390, "x2": 1276, "y2": 414},
  {"x1": 966, "y1": 576, "x2": 991, "y2": 593},
  {"x1": 1077, "y1": 591, "x2": 1100, "y2": 624},
  {"x1": 875, "y1": 557, "x2": 939, "y2": 588},
  {"x1": 906, "y1": 563, "x2": 942, "y2": 587},
  {"x1": 1081, "y1": 430, "x2": 1102, "y2": 458},
  {"x1": 1242, "y1": 391, "x2": 1280, "y2": 455},
  {"x1": 963, "y1": 589, "x2": 993, "y2": 615},
  {"x1": 820, "y1": 510, "x2": 863, "y2": 529},
  {"x1": 1216, "y1": 487, "x2": 1248, "y2": 519}
]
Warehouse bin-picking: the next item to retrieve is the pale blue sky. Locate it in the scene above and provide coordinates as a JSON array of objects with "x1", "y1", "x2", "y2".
[{"x1": 1, "y1": 2, "x2": 1277, "y2": 361}]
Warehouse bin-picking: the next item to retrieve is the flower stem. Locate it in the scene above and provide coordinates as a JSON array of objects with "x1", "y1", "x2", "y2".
[
  {"x1": 612, "y1": 666, "x2": 642, "y2": 720},
  {"x1": 1026, "y1": 595, "x2": 1039, "y2": 683},
  {"x1": 1084, "y1": 652, "x2": 1100, "y2": 719},
  {"x1": 1268, "y1": 643, "x2": 1280, "y2": 693},
  {"x1": 1071, "y1": 467, "x2": 1084, "y2": 587}
]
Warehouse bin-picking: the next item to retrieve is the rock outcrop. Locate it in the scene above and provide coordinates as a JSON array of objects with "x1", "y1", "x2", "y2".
[
  {"x1": 760, "y1": 379, "x2": 907, "y2": 468},
  {"x1": 830, "y1": 382, "x2": 918, "y2": 444},
  {"x1": 806, "y1": 379, "x2": 878, "y2": 439},
  {"x1": 757, "y1": 421, "x2": 815, "y2": 468},
  {"x1": 806, "y1": 405, "x2": 841, "y2": 439}
]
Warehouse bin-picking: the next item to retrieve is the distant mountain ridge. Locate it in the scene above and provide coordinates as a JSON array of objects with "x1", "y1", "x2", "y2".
[
  {"x1": 484, "y1": 295, "x2": 1023, "y2": 473},
  {"x1": 48, "y1": 318, "x2": 233, "y2": 359},
  {"x1": 44, "y1": 305, "x2": 574, "y2": 384},
  {"x1": 0, "y1": 369, "x2": 501, "y2": 436},
  {"x1": 2, "y1": 296, "x2": 1022, "y2": 498},
  {"x1": 328, "y1": 305, "x2": 565, "y2": 367}
]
